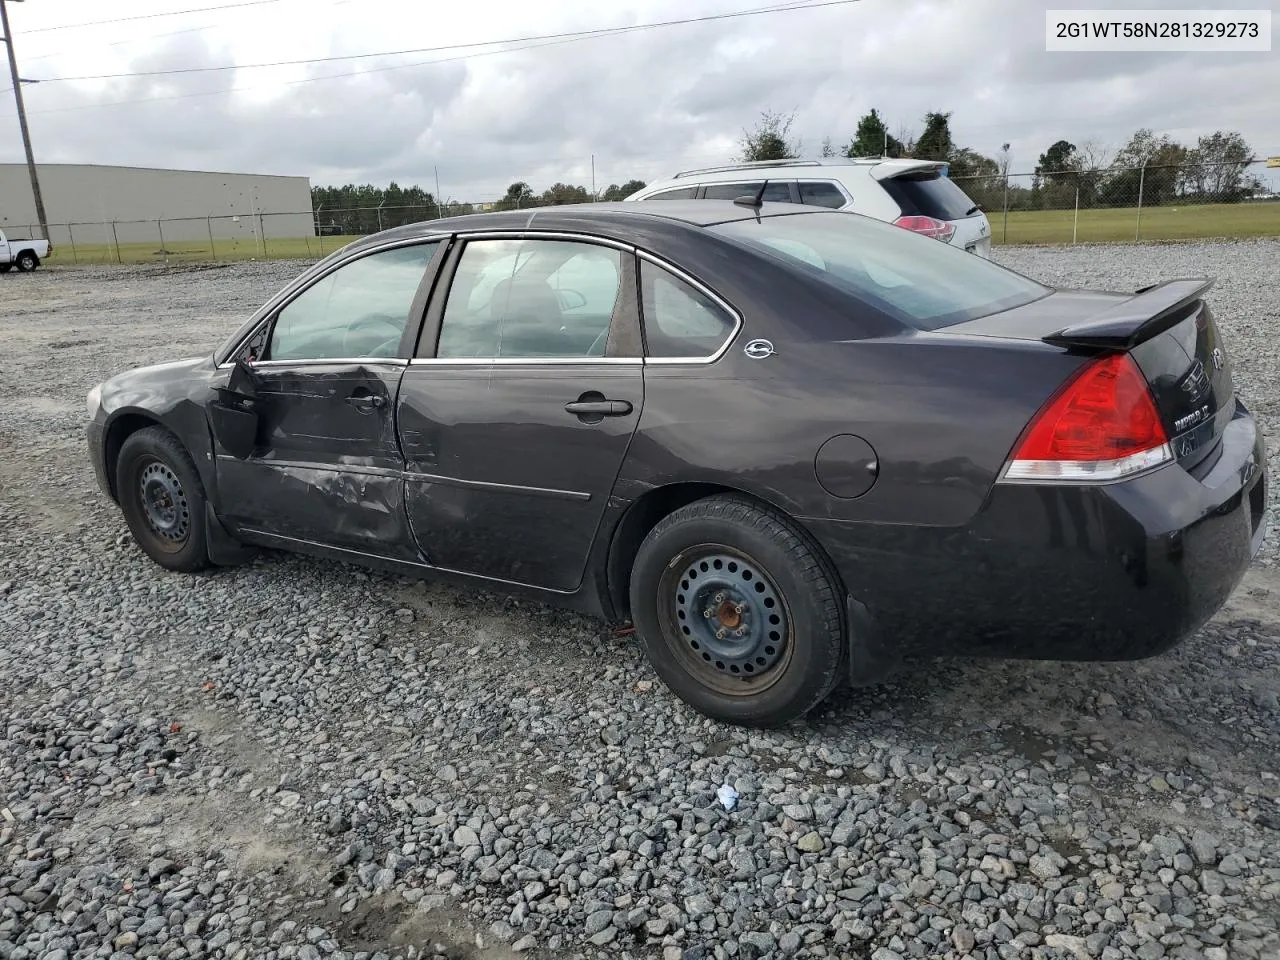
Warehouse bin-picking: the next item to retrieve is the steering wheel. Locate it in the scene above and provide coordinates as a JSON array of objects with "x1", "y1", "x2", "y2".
[
  {"x1": 343, "y1": 314, "x2": 403, "y2": 357},
  {"x1": 556, "y1": 288, "x2": 588, "y2": 311}
]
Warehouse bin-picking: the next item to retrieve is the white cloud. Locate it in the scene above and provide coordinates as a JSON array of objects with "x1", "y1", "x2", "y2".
[{"x1": 0, "y1": 0, "x2": 1275, "y2": 201}]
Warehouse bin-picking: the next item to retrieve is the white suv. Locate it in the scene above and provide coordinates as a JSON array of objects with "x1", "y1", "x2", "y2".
[{"x1": 624, "y1": 158, "x2": 993, "y2": 258}]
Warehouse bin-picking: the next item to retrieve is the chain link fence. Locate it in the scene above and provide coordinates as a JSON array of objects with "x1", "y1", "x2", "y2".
[
  {"x1": 952, "y1": 157, "x2": 1279, "y2": 245},
  {"x1": 16, "y1": 158, "x2": 1280, "y2": 265}
]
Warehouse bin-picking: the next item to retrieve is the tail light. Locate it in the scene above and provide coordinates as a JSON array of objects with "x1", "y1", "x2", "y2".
[
  {"x1": 1003, "y1": 353, "x2": 1172, "y2": 482},
  {"x1": 893, "y1": 215, "x2": 955, "y2": 243}
]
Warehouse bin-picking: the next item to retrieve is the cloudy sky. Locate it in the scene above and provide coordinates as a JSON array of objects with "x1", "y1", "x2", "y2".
[{"x1": 1, "y1": 0, "x2": 1276, "y2": 202}]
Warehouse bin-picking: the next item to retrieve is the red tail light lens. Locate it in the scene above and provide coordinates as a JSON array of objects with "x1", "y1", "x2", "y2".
[
  {"x1": 893, "y1": 214, "x2": 955, "y2": 243},
  {"x1": 1003, "y1": 353, "x2": 1172, "y2": 482}
]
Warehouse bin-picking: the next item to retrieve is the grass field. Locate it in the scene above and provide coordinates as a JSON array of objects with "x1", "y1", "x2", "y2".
[
  {"x1": 44, "y1": 234, "x2": 357, "y2": 266},
  {"x1": 39, "y1": 200, "x2": 1280, "y2": 266},
  {"x1": 991, "y1": 199, "x2": 1280, "y2": 245}
]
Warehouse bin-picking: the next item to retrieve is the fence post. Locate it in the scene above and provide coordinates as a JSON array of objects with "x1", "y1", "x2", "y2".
[
  {"x1": 68, "y1": 223, "x2": 79, "y2": 264},
  {"x1": 207, "y1": 217, "x2": 217, "y2": 260},
  {"x1": 258, "y1": 212, "x2": 266, "y2": 258},
  {"x1": 1135, "y1": 160, "x2": 1147, "y2": 241},
  {"x1": 1073, "y1": 186, "x2": 1079, "y2": 245},
  {"x1": 1001, "y1": 174, "x2": 1009, "y2": 244},
  {"x1": 157, "y1": 220, "x2": 168, "y2": 263},
  {"x1": 111, "y1": 221, "x2": 122, "y2": 263}
]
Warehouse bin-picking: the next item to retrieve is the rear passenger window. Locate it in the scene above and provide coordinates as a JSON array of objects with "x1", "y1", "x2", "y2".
[
  {"x1": 798, "y1": 181, "x2": 848, "y2": 208},
  {"x1": 700, "y1": 181, "x2": 793, "y2": 202},
  {"x1": 640, "y1": 262, "x2": 737, "y2": 359},
  {"x1": 435, "y1": 239, "x2": 622, "y2": 359}
]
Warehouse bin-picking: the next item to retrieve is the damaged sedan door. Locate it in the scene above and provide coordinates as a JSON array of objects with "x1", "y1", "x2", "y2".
[{"x1": 210, "y1": 240, "x2": 443, "y2": 558}]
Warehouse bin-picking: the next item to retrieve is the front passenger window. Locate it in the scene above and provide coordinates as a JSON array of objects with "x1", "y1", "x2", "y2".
[{"x1": 268, "y1": 243, "x2": 438, "y2": 361}]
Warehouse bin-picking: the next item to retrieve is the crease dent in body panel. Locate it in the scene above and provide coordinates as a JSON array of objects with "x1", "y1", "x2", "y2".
[{"x1": 275, "y1": 465, "x2": 401, "y2": 539}]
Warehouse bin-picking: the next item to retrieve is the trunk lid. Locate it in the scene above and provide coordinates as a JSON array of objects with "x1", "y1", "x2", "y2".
[{"x1": 941, "y1": 280, "x2": 1235, "y2": 471}]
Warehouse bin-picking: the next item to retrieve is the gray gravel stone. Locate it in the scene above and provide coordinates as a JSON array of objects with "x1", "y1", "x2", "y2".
[{"x1": 0, "y1": 248, "x2": 1278, "y2": 960}]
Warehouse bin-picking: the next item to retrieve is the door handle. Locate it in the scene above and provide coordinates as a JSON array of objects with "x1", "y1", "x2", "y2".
[
  {"x1": 564, "y1": 399, "x2": 632, "y2": 417},
  {"x1": 346, "y1": 393, "x2": 387, "y2": 412}
]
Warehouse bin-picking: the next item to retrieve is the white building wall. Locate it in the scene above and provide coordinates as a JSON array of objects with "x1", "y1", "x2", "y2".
[{"x1": 0, "y1": 163, "x2": 314, "y2": 246}]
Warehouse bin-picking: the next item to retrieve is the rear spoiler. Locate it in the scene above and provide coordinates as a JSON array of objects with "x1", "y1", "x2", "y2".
[{"x1": 1043, "y1": 279, "x2": 1214, "y2": 350}]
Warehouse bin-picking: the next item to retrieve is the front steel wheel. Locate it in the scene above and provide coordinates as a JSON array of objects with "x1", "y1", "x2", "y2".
[
  {"x1": 630, "y1": 495, "x2": 846, "y2": 726},
  {"x1": 136, "y1": 458, "x2": 192, "y2": 551},
  {"x1": 116, "y1": 426, "x2": 211, "y2": 572}
]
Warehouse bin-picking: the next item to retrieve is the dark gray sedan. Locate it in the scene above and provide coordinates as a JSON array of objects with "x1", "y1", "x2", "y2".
[{"x1": 86, "y1": 201, "x2": 1268, "y2": 726}]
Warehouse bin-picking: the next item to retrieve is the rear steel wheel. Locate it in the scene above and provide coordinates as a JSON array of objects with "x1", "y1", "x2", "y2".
[
  {"x1": 661, "y1": 546, "x2": 792, "y2": 695},
  {"x1": 630, "y1": 495, "x2": 845, "y2": 726}
]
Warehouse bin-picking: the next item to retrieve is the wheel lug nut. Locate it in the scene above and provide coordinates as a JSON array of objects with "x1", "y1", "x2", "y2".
[
  {"x1": 734, "y1": 603, "x2": 744, "y2": 614},
  {"x1": 735, "y1": 627, "x2": 747, "y2": 636},
  {"x1": 714, "y1": 592, "x2": 725, "y2": 603},
  {"x1": 715, "y1": 629, "x2": 726, "y2": 640},
  {"x1": 703, "y1": 608, "x2": 714, "y2": 618}
]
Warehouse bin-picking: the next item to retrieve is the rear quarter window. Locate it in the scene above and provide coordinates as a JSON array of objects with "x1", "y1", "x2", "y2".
[
  {"x1": 880, "y1": 172, "x2": 979, "y2": 221},
  {"x1": 798, "y1": 181, "x2": 848, "y2": 209}
]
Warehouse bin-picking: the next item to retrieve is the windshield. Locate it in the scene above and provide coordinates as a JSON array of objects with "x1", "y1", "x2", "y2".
[{"x1": 709, "y1": 211, "x2": 1048, "y2": 330}]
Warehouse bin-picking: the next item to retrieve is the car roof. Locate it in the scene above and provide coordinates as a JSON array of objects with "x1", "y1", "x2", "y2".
[{"x1": 343, "y1": 199, "x2": 820, "y2": 252}]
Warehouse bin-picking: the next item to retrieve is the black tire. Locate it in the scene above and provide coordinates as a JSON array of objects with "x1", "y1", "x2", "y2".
[
  {"x1": 15, "y1": 252, "x2": 38, "y2": 272},
  {"x1": 629, "y1": 495, "x2": 845, "y2": 727},
  {"x1": 116, "y1": 426, "x2": 211, "y2": 572}
]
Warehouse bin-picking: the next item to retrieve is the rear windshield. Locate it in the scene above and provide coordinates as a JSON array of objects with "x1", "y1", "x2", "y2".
[
  {"x1": 880, "y1": 172, "x2": 980, "y2": 220},
  {"x1": 708, "y1": 211, "x2": 1047, "y2": 331}
]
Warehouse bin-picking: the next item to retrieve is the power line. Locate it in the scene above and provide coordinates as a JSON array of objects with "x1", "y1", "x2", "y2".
[
  {"x1": 30, "y1": 0, "x2": 858, "y2": 83},
  {"x1": 19, "y1": 0, "x2": 358, "y2": 64},
  {"x1": 20, "y1": 0, "x2": 284, "y2": 34},
  {"x1": 18, "y1": 31, "x2": 640, "y2": 114}
]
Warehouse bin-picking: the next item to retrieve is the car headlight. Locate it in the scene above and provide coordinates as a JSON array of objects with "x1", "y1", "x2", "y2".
[{"x1": 86, "y1": 383, "x2": 103, "y2": 419}]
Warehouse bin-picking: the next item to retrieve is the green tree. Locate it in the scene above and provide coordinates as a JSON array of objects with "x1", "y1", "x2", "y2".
[
  {"x1": 1101, "y1": 129, "x2": 1188, "y2": 206},
  {"x1": 912, "y1": 112, "x2": 954, "y2": 162},
  {"x1": 600, "y1": 179, "x2": 647, "y2": 201},
  {"x1": 310, "y1": 183, "x2": 438, "y2": 233},
  {"x1": 1036, "y1": 140, "x2": 1078, "y2": 181},
  {"x1": 947, "y1": 147, "x2": 998, "y2": 181},
  {"x1": 946, "y1": 148, "x2": 1001, "y2": 210},
  {"x1": 738, "y1": 110, "x2": 800, "y2": 162},
  {"x1": 1184, "y1": 131, "x2": 1258, "y2": 201},
  {"x1": 540, "y1": 183, "x2": 593, "y2": 205},
  {"x1": 495, "y1": 181, "x2": 536, "y2": 210},
  {"x1": 845, "y1": 108, "x2": 903, "y2": 158}
]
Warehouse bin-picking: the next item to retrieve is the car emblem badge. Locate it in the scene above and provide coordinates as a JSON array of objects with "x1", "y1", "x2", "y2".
[
  {"x1": 743, "y1": 339, "x2": 774, "y2": 360},
  {"x1": 1180, "y1": 360, "x2": 1208, "y2": 400}
]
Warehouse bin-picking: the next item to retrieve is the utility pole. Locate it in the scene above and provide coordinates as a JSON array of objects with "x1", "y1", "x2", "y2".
[{"x1": 1, "y1": 0, "x2": 49, "y2": 240}]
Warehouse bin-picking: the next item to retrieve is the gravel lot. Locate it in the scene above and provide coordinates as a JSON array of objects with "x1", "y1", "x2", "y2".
[{"x1": 2, "y1": 240, "x2": 1278, "y2": 960}]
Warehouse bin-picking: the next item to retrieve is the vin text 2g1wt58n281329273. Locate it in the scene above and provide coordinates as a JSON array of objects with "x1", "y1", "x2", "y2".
[{"x1": 84, "y1": 199, "x2": 1269, "y2": 727}]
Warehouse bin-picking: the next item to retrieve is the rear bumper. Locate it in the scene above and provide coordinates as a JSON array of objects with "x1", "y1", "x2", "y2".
[{"x1": 805, "y1": 399, "x2": 1267, "y2": 671}]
